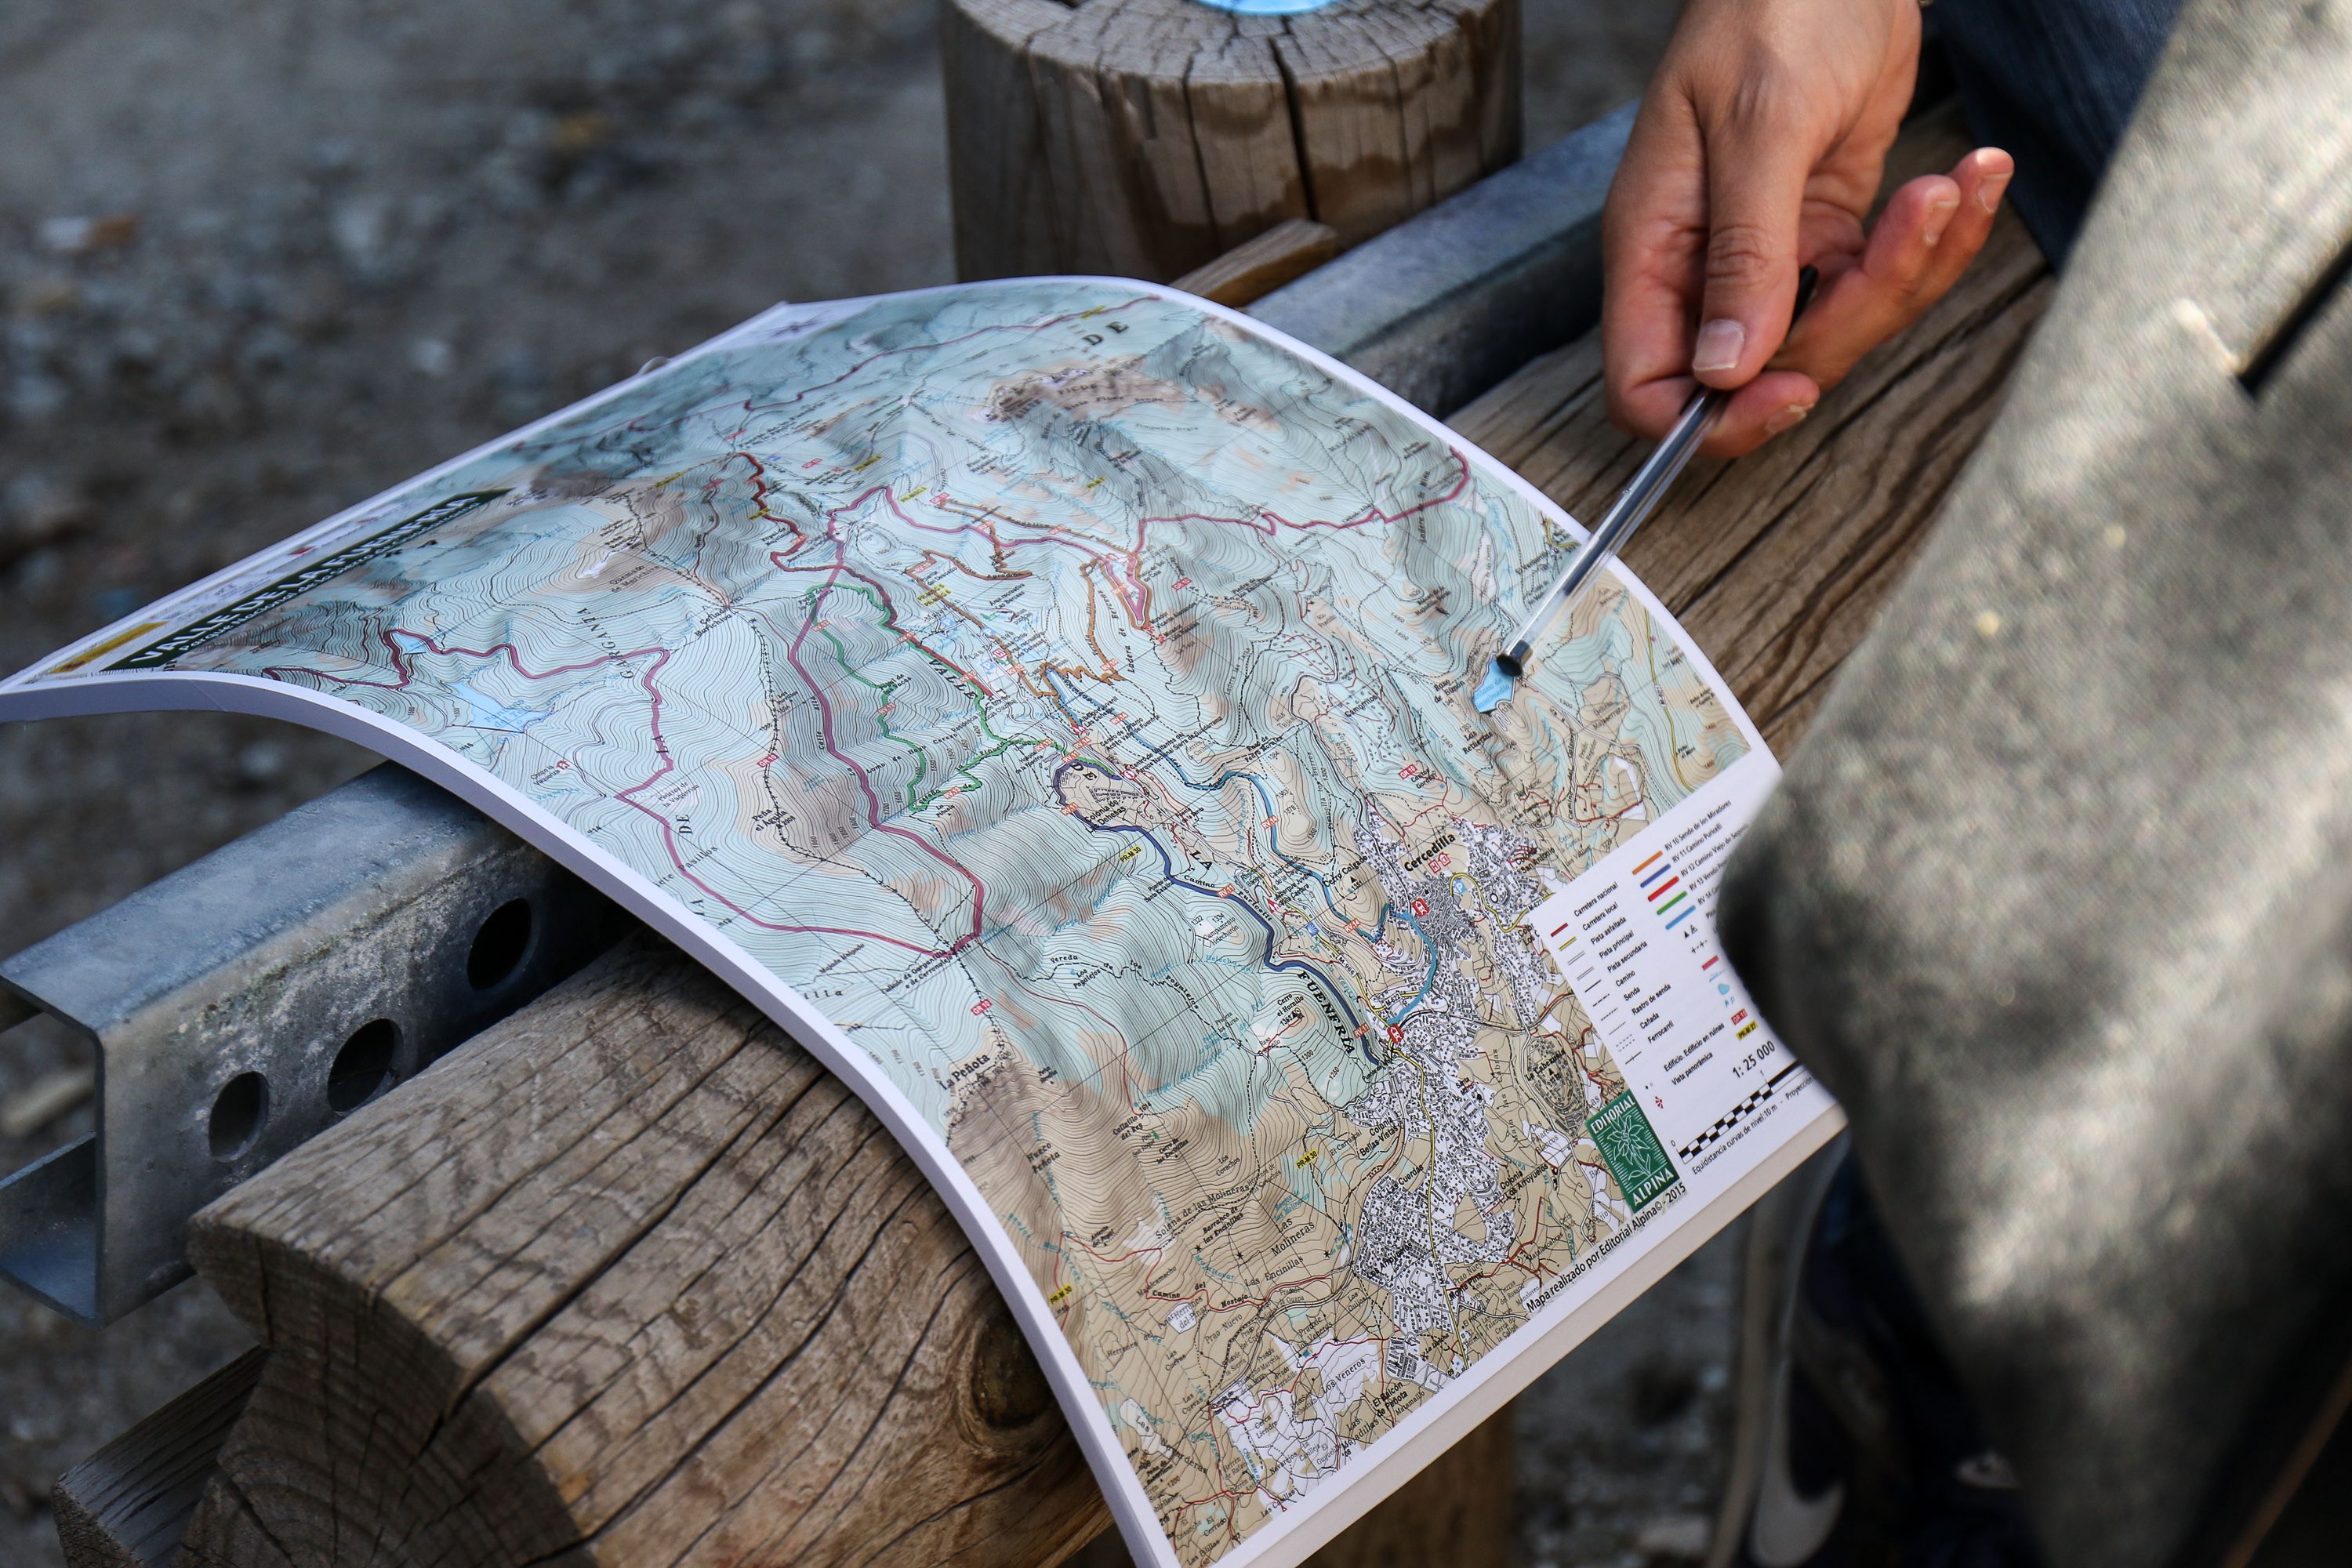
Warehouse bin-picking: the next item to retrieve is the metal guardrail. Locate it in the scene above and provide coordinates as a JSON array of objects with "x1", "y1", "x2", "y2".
[
  {"x1": 0, "y1": 110, "x2": 1635, "y2": 1323},
  {"x1": 0, "y1": 768, "x2": 629, "y2": 1323}
]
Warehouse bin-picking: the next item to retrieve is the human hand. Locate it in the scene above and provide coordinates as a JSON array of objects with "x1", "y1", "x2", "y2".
[{"x1": 1602, "y1": 0, "x2": 2013, "y2": 456}]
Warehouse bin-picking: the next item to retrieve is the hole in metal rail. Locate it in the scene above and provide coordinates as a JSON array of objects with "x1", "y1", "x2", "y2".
[
  {"x1": 209, "y1": 1072, "x2": 270, "y2": 1162},
  {"x1": 466, "y1": 898, "x2": 535, "y2": 990},
  {"x1": 328, "y1": 1018, "x2": 400, "y2": 1113}
]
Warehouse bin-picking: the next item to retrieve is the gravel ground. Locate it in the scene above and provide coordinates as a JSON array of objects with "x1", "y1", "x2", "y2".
[{"x1": 0, "y1": 3, "x2": 1702, "y2": 1563}]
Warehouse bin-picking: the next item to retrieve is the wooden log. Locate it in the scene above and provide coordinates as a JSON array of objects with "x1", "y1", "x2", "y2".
[
  {"x1": 1305, "y1": 1406, "x2": 1512, "y2": 1568},
  {"x1": 173, "y1": 935, "x2": 1105, "y2": 1568},
  {"x1": 942, "y1": 0, "x2": 1521, "y2": 283},
  {"x1": 53, "y1": 1348, "x2": 266, "y2": 1568},
  {"x1": 125, "y1": 110, "x2": 2047, "y2": 1568}
]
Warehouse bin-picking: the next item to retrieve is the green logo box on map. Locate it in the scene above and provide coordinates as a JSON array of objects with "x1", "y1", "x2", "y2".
[{"x1": 1589, "y1": 1091, "x2": 1679, "y2": 1211}]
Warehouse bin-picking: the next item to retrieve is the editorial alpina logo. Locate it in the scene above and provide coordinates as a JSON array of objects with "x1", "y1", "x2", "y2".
[{"x1": 1590, "y1": 1091, "x2": 1680, "y2": 1210}]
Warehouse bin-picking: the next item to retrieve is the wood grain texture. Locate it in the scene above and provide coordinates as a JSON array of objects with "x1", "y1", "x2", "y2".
[
  {"x1": 943, "y1": 0, "x2": 1074, "y2": 282},
  {"x1": 175, "y1": 936, "x2": 1105, "y2": 1568},
  {"x1": 1301, "y1": 1406, "x2": 1512, "y2": 1568},
  {"x1": 53, "y1": 1348, "x2": 266, "y2": 1568},
  {"x1": 1171, "y1": 217, "x2": 1342, "y2": 307},
  {"x1": 945, "y1": 0, "x2": 1520, "y2": 282}
]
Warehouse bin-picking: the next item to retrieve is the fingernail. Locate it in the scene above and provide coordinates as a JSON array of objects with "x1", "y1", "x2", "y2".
[
  {"x1": 1976, "y1": 168, "x2": 2012, "y2": 215},
  {"x1": 1692, "y1": 318, "x2": 1745, "y2": 373},
  {"x1": 1922, "y1": 194, "x2": 1961, "y2": 246},
  {"x1": 1764, "y1": 403, "x2": 1811, "y2": 435}
]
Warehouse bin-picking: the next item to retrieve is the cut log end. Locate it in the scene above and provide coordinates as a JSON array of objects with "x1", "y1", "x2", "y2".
[
  {"x1": 53, "y1": 1348, "x2": 266, "y2": 1568},
  {"x1": 161, "y1": 931, "x2": 1505, "y2": 1568},
  {"x1": 175, "y1": 936, "x2": 1109, "y2": 1568}
]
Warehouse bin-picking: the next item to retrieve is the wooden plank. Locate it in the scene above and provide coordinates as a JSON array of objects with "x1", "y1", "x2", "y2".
[
  {"x1": 53, "y1": 1349, "x2": 266, "y2": 1568},
  {"x1": 1171, "y1": 217, "x2": 1343, "y2": 307}
]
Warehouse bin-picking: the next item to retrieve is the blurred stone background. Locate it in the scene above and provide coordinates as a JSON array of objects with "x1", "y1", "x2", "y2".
[{"x1": 0, "y1": 3, "x2": 1719, "y2": 1563}]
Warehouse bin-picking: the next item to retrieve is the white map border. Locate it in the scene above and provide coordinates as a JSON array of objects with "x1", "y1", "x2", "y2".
[{"x1": 0, "y1": 278, "x2": 1846, "y2": 1568}]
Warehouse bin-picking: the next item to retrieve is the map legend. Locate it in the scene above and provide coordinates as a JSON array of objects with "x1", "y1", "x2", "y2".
[{"x1": 1526, "y1": 757, "x2": 1808, "y2": 1167}]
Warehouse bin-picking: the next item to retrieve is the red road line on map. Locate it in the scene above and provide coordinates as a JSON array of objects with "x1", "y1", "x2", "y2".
[
  {"x1": 913, "y1": 447, "x2": 1474, "y2": 633},
  {"x1": 286, "y1": 628, "x2": 976, "y2": 957},
  {"x1": 1138, "y1": 1269, "x2": 1339, "y2": 1315},
  {"x1": 271, "y1": 630, "x2": 638, "y2": 695},
  {"x1": 1065, "y1": 1210, "x2": 1345, "y2": 1316},
  {"x1": 1066, "y1": 1236, "x2": 1169, "y2": 1270},
  {"x1": 735, "y1": 451, "x2": 810, "y2": 557},
  {"x1": 605, "y1": 643, "x2": 982, "y2": 956},
  {"x1": 898, "y1": 496, "x2": 1144, "y2": 605},
  {"x1": 784, "y1": 573, "x2": 989, "y2": 955},
  {"x1": 586, "y1": 297, "x2": 1165, "y2": 448},
  {"x1": 727, "y1": 296, "x2": 1160, "y2": 426},
  {"x1": 769, "y1": 486, "x2": 997, "y2": 695},
  {"x1": 278, "y1": 370, "x2": 1479, "y2": 976}
]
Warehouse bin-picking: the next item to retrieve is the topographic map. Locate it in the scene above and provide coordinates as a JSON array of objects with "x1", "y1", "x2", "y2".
[{"x1": 4, "y1": 281, "x2": 1834, "y2": 1568}]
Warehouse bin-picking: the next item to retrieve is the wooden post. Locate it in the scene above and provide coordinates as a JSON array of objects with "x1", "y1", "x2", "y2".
[{"x1": 942, "y1": 0, "x2": 1521, "y2": 283}]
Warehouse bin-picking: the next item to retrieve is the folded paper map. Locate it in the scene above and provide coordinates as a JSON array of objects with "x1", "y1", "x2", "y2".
[{"x1": 0, "y1": 280, "x2": 1840, "y2": 1567}]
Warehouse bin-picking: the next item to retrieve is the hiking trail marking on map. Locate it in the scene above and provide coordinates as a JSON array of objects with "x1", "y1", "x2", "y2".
[{"x1": 2, "y1": 279, "x2": 1841, "y2": 1568}]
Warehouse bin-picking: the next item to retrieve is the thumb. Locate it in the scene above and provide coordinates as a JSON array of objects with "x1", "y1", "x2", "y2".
[{"x1": 1691, "y1": 116, "x2": 1813, "y2": 388}]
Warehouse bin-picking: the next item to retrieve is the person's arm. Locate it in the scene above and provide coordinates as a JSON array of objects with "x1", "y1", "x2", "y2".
[{"x1": 1602, "y1": 0, "x2": 2014, "y2": 456}]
